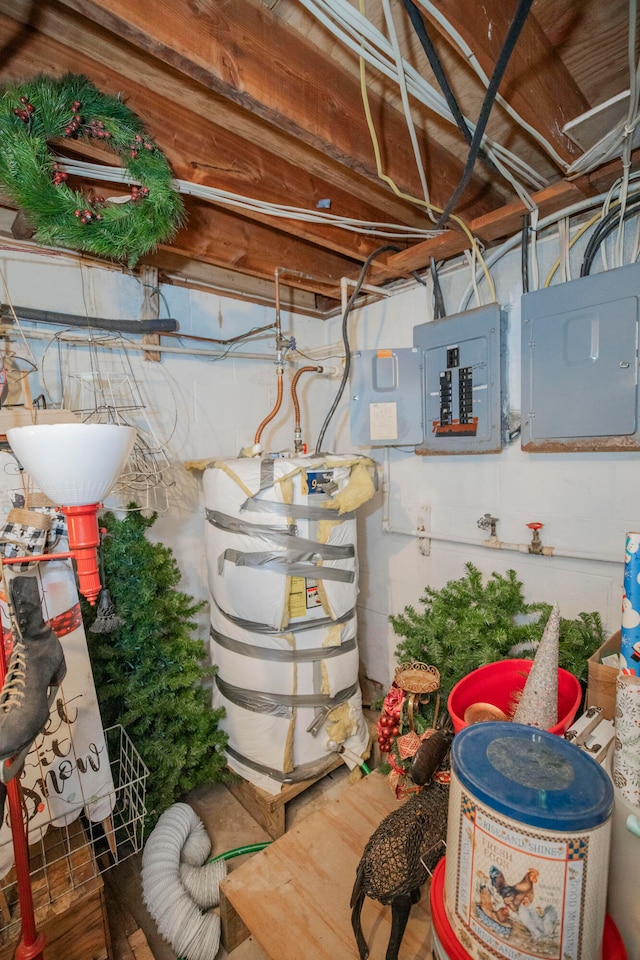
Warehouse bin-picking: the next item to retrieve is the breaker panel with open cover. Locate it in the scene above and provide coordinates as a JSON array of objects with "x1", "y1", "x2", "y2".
[{"x1": 349, "y1": 304, "x2": 507, "y2": 453}]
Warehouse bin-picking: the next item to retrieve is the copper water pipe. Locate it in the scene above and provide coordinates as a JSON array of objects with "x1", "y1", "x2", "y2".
[
  {"x1": 254, "y1": 368, "x2": 284, "y2": 447},
  {"x1": 291, "y1": 366, "x2": 323, "y2": 452}
]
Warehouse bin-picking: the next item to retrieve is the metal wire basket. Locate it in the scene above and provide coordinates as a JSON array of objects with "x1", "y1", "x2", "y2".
[{"x1": 0, "y1": 724, "x2": 147, "y2": 946}]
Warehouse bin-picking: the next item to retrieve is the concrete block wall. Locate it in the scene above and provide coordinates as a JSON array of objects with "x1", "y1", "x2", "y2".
[
  {"x1": 322, "y1": 236, "x2": 640, "y2": 690},
  {"x1": 0, "y1": 248, "x2": 332, "y2": 642},
  {"x1": 1, "y1": 229, "x2": 638, "y2": 692}
]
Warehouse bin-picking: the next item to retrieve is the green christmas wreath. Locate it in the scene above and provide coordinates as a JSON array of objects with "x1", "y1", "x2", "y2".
[{"x1": 0, "y1": 73, "x2": 185, "y2": 264}]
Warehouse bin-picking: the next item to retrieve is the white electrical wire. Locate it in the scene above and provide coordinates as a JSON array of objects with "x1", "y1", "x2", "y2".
[
  {"x1": 457, "y1": 176, "x2": 640, "y2": 310},
  {"x1": 57, "y1": 159, "x2": 442, "y2": 241},
  {"x1": 566, "y1": 0, "x2": 640, "y2": 177},
  {"x1": 381, "y1": 0, "x2": 433, "y2": 213},
  {"x1": 558, "y1": 217, "x2": 569, "y2": 283},
  {"x1": 412, "y1": 0, "x2": 571, "y2": 173},
  {"x1": 297, "y1": 0, "x2": 549, "y2": 191},
  {"x1": 464, "y1": 248, "x2": 481, "y2": 307},
  {"x1": 615, "y1": 0, "x2": 638, "y2": 267}
]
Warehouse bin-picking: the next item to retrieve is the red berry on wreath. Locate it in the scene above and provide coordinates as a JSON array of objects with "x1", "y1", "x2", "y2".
[{"x1": 1, "y1": 74, "x2": 184, "y2": 263}]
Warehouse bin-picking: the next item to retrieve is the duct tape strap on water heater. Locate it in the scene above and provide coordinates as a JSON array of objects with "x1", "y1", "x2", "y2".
[{"x1": 203, "y1": 454, "x2": 375, "y2": 794}]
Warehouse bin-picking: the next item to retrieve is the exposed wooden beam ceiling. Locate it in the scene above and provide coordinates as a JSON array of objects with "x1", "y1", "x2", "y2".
[{"x1": 0, "y1": 0, "x2": 636, "y2": 314}]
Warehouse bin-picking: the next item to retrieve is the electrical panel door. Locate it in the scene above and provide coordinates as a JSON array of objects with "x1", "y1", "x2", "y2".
[
  {"x1": 349, "y1": 347, "x2": 423, "y2": 446},
  {"x1": 413, "y1": 303, "x2": 506, "y2": 454},
  {"x1": 521, "y1": 262, "x2": 640, "y2": 451}
]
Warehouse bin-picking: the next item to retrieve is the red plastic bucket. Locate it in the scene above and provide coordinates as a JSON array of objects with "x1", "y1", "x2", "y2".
[
  {"x1": 447, "y1": 658, "x2": 582, "y2": 735},
  {"x1": 430, "y1": 857, "x2": 627, "y2": 960}
]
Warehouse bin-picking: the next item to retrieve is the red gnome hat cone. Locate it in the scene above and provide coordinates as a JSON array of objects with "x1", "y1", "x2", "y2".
[{"x1": 513, "y1": 603, "x2": 560, "y2": 730}]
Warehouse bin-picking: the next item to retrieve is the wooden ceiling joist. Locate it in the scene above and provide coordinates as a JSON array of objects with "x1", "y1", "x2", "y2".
[
  {"x1": 387, "y1": 180, "x2": 593, "y2": 275},
  {"x1": 0, "y1": 33, "x2": 395, "y2": 269},
  {"x1": 166, "y1": 198, "x2": 361, "y2": 298},
  {"x1": 0, "y1": 0, "x2": 635, "y2": 308},
  {"x1": 53, "y1": 0, "x2": 506, "y2": 217},
  {"x1": 419, "y1": 0, "x2": 590, "y2": 166}
]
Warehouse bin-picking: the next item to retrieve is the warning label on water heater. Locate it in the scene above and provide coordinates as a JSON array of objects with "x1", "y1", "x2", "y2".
[{"x1": 289, "y1": 577, "x2": 322, "y2": 618}]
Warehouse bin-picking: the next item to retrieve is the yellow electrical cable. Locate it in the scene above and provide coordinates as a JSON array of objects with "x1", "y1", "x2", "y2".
[
  {"x1": 357, "y1": 3, "x2": 497, "y2": 302},
  {"x1": 542, "y1": 213, "x2": 607, "y2": 287}
]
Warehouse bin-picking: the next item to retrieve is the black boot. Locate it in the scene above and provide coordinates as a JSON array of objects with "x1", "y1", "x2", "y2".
[{"x1": 0, "y1": 576, "x2": 66, "y2": 770}]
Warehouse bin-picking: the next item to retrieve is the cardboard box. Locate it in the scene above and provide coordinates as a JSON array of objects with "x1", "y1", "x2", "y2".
[{"x1": 586, "y1": 631, "x2": 620, "y2": 720}]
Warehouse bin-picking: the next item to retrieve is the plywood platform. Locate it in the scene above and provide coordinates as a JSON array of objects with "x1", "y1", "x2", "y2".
[{"x1": 220, "y1": 770, "x2": 434, "y2": 959}]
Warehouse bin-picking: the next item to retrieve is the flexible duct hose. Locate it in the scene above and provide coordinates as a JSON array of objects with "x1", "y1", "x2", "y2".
[
  {"x1": 254, "y1": 368, "x2": 284, "y2": 446},
  {"x1": 291, "y1": 365, "x2": 323, "y2": 451},
  {"x1": 141, "y1": 803, "x2": 227, "y2": 960}
]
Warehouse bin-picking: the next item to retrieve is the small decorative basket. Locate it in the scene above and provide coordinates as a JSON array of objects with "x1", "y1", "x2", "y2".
[
  {"x1": 394, "y1": 661, "x2": 440, "y2": 694},
  {"x1": 394, "y1": 662, "x2": 441, "y2": 730}
]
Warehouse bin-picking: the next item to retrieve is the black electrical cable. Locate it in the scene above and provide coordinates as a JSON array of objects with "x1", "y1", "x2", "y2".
[
  {"x1": 314, "y1": 245, "x2": 400, "y2": 454},
  {"x1": 581, "y1": 204, "x2": 640, "y2": 276},
  {"x1": 430, "y1": 257, "x2": 446, "y2": 318},
  {"x1": 521, "y1": 214, "x2": 530, "y2": 293},
  {"x1": 403, "y1": 0, "x2": 472, "y2": 146},
  {"x1": 402, "y1": 0, "x2": 498, "y2": 177},
  {"x1": 435, "y1": 0, "x2": 535, "y2": 229},
  {"x1": 580, "y1": 194, "x2": 640, "y2": 276}
]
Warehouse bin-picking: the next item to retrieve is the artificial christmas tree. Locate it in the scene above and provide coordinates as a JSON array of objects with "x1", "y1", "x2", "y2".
[{"x1": 83, "y1": 506, "x2": 228, "y2": 832}]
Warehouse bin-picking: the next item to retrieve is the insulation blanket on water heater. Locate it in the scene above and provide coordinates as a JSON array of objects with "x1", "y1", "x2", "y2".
[{"x1": 203, "y1": 454, "x2": 375, "y2": 794}]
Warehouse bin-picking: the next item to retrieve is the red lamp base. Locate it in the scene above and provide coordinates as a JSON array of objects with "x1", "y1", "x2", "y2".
[{"x1": 61, "y1": 504, "x2": 102, "y2": 605}]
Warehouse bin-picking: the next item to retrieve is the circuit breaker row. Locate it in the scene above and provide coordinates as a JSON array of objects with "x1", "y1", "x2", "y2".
[{"x1": 349, "y1": 261, "x2": 640, "y2": 454}]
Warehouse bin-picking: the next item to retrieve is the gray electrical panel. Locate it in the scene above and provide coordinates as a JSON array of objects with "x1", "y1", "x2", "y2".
[
  {"x1": 350, "y1": 347, "x2": 423, "y2": 446},
  {"x1": 521, "y1": 262, "x2": 640, "y2": 452},
  {"x1": 413, "y1": 303, "x2": 506, "y2": 454}
]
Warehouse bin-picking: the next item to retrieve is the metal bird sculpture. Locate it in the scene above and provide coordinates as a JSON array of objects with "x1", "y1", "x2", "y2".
[{"x1": 350, "y1": 720, "x2": 453, "y2": 960}]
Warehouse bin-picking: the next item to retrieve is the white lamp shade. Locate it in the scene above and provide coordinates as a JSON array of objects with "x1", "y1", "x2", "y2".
[{"x1": 6, "y1": 423, "x2": 136, "y2": 506}]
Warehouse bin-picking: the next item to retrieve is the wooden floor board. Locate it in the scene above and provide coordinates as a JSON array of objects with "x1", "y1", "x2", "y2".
[{"x1": 221, "y1": 771, "x2": 434, "y2": 960}]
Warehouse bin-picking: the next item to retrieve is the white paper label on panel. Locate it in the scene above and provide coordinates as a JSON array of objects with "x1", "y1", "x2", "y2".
[{"x1": 369, "y1": 401, "x2": 398, "y2": 441}]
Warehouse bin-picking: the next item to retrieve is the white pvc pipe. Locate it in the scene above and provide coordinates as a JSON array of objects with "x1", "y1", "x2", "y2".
[
  {"x1": 340, "y1": 274, "x2": 393, "y2": 316},
  {"x1": 0, "y1": 323, "x2": 279, "y2": 361},
  {"x1": 381, "y1": 447, "x2": 624, "y2": 565}
]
